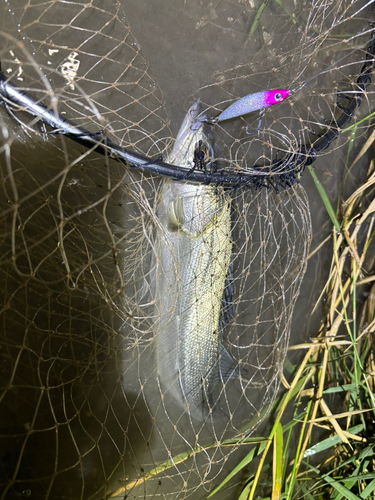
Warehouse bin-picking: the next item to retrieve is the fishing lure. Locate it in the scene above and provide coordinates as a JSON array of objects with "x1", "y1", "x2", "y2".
[
  {"x1": 0, "y1": 31, "x2": 374, "y2": 192},
  {"x1": 216, "y1": 88, "x2": 290, "y2": 122},
  {"x1": 213, "y1": 39, "x2": 371, "y2": 125}
]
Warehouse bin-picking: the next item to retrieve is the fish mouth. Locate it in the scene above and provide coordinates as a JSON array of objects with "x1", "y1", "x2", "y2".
[
  {"x1": 167, "y1": 101, "x2": 215, "y2": 170},
  {"x1": 188, "y1": 99, "x2": 206, "y2": 126}
]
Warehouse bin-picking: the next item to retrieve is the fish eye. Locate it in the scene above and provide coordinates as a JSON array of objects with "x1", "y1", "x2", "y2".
[{"x1": 275, "y1": 93, "x2": 283, "y2": 101}]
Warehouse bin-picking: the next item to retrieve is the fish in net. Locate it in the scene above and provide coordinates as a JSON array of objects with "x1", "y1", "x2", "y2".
[{"x1": 0, "y1": 0, "x2": 374, "y2": 498}]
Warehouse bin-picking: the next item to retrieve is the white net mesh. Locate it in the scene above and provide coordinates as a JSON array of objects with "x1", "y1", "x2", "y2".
[{"x1": 0, "y1": 0, "x2": 374, "y2": 498}]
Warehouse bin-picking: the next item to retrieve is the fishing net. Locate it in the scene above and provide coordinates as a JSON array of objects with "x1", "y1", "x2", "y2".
[{"x1": 0, "y1": 0, "x2": 374, "y2": 498}]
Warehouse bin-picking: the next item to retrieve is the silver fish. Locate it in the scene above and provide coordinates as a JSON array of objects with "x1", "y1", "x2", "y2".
[{"x1": 153, "y1": 102, "x2": 237, "y2": 418}]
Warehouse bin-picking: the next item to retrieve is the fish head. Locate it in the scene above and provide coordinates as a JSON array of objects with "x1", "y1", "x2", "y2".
[{"x1": 166, "y1": 101, "x2": 214, "y2": 171}]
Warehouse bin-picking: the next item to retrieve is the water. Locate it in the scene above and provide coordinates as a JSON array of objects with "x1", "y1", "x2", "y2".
[{"x1": 0, "y1": 0, "x2": 374, "y2": 498}]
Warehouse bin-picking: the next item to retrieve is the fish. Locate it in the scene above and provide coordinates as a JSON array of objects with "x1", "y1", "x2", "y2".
[
  {"x1": 153, "y1": 101, "x2": 238, "y2": 419},
  {"x1": 217, "y1": 88, "x2": 290, "y2": 122}
]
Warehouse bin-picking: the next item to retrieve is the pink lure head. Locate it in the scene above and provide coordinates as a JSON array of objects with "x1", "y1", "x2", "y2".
[{"x1": 264, "y1": 89, "x2": 290, "y2": 107}]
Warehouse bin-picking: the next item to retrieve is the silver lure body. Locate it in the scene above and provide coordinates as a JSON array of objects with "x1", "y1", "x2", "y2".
[{"x1": 153, "y1": 103, "x2": 234, "y2": 418}]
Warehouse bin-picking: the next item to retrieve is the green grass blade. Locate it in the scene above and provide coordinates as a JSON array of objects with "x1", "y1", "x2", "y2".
[
  {"x1": 323, "y1": 384, "x2": 357, "y2": 394},
  {"x1": 303, "y1": 424, "x2": 364, "y2": 458},
  {"x1": 249, "y1": 0, "x2": 271, "y2": 35},
  {"x1": 238, "y1": 480, "x2": 253, "y2": 500},
  {"x1": 322, "y1": 475, "x2": 361, "y2": 500},
  {"x1": 342, "y1": 110, "x2": 375, "y2": 132},
  {"x1": 207, "y1": 442, "x2": 267, "y2": 498},
  {"x1": 307, "y1": 165, "x2": 341, "y2": 233},
  {"x1": 272, "y1": 422, "x2": 283, "y2": 500},
  {"x1": 360, "y1": 478, "x2": 375, "y2": 498}
]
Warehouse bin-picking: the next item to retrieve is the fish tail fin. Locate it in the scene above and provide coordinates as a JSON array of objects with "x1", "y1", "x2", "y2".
[{"x1": 218, "y1": 343, "x2": 240, "y2": 382}]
